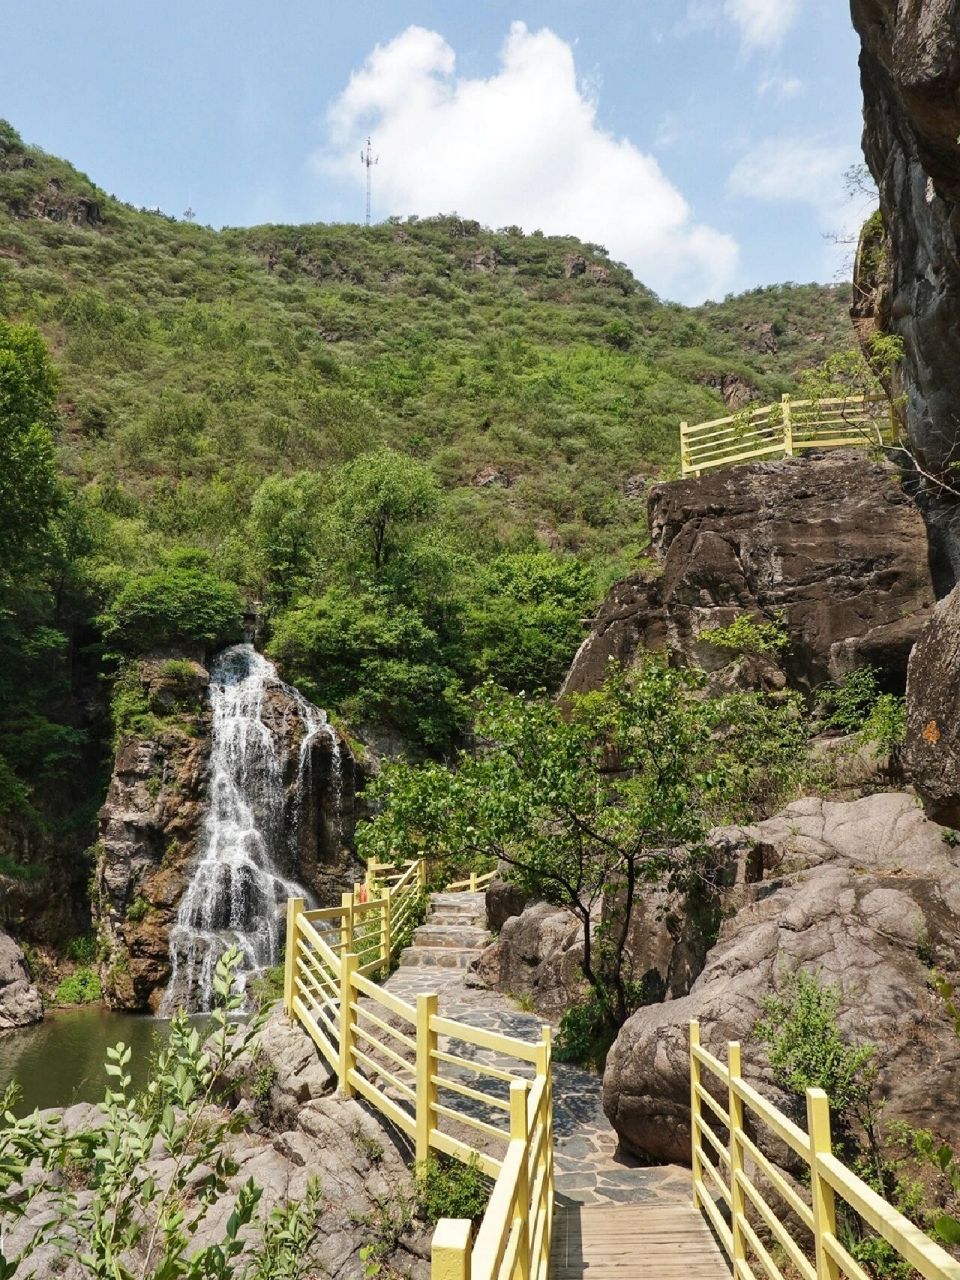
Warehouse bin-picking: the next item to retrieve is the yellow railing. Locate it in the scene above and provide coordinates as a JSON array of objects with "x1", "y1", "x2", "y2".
[
  {"x1": 284, "y1": 860, "x2": 553, "y2": 1280},
  {"x1": 680, "y1": 393, "x2": 897, "y2": 477},
  {"x1": 689, "y1": 1022, "x2": 960, "y2": 1280}
]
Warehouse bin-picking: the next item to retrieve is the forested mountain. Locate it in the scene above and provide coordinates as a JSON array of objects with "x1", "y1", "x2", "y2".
[{"x1": 0, "y1": 117, "x2": 853, "y2": 852}]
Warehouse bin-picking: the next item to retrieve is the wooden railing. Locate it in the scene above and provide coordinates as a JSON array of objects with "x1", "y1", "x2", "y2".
[
  {"x1": 680, "y1": 393, "x2": 897, "y2": 477},
  {"x1": 284, "y1": 859, "x2": 553, "y2": 1280},
  {"x1": 690, "y1": 1022, "x2": 960, "y2": 1280}
]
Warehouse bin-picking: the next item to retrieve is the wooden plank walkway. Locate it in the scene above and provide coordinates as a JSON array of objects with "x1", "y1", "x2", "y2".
[{"x1": 550, "y1": 1202, "x2": 730, "y2": 1279}]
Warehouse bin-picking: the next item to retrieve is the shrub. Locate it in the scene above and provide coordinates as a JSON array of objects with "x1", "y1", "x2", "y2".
[
  {"x1": 698, "y1": 613, "x2": 788, "y2": 656},
  {"x1": 754, "y1": 967, "x2": 876, "y2": 1124},
  {"x1": 816, "y1": 665, "x2": 882, "y2": 734},
  {"x1": 415, "y1": 1155, "x2": 490, "y2": 1224},
  {"x1": 100, "y1": 549, "x2": 242, "y2": 654},
  {"x1": 54, "y1": 966, "x2": 102, "y2": 1004},
  {"x1": 126, "y1": 896, "x2": 150, "y2": 923},
  {"x1": 65, "y1": 933, "x2": 97, "y2": 964}
]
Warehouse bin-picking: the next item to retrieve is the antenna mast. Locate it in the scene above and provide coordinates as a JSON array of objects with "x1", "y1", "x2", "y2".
[{"x1": 359, "y1": 136, "x2": 378, "y2": 226}]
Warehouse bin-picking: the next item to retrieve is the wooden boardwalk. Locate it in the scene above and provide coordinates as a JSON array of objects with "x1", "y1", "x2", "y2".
[{"x1": 550, "y1": 1202, "x2": 730, "y2": 1279}]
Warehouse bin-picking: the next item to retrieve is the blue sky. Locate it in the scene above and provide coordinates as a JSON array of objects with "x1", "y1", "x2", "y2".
[{"x1": 2, "y1": 1, "x2": 870, "y2": 303}]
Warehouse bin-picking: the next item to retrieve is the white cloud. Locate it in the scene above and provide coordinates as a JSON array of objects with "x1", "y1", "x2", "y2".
[
  {"x1": 319, "y1": 22, "x2": 739, "y2": 302},
  {"x1": 725, "y1": 0, "x2": 800, "y2": 50},
  {"x1": 727, "y1": 137, "x2": 863, "y2": 272},
  {"x1": 757, "y1": 72, "x2": 804, "y2": 99},
  {"x1": 684, "y1": 0, "x2": 800, "y2": 52}
]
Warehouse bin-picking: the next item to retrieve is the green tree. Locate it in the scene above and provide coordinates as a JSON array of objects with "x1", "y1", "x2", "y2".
[
  {"x1": 100, "y1": 549, "x2": 242, "y2": 654},
  {"x1": 248, "y1": 471, "x2": 325, "y2": 604},
  {"x1": 359, "y1": 660, "x2": 806, "y2": 1030},
  {"x1": 267, "y1": 585, "x2": 464, "y2": 748},
  {"x1": 0, "y1": 319, "x2": 62, "y2": 574},
  {"x1": 332, "y1": 449, "x2": 440, "y2": 574},
  {"x1": 463, "y1": 552, "x2": 596, "y2": 691}
]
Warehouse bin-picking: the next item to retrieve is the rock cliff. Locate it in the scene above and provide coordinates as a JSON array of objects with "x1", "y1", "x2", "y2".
[
  {"x1": 851, "y1": 0, "x2": 960, "y2": 585},
  {"x1": 601, "y1": 792, "x2": 960, "y2": 1163},
  {"x1": 95, "y1": 652, "x2": 358, "y2": 1011},
  {"x1": 563, "y1": 451, "x2": 934, "y2": 696}
]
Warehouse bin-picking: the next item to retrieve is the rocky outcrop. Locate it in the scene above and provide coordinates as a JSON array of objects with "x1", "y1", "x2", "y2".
[
  {"x1": 602, "y1": 792, "x2": 960, "y2": 1163},
  {"x1": 0, "y1": 930, "x2": 42, "y2": 1030},
  {"x1": 485, "y1": 876, "x2": 528, "y2": 932},
  {"x1": 563, "y1": 452, "x2": 934, "y2": 696},
  {"x1": 473, "y1": 901, "x2": 585, "y2": 1017},
  {"x1": 851, "y1": 0, "x2": 960, "y2": 587},
  {"x1": 905, "y1": 581, "x2": 960, "y2": 824},
  {"x1": 96, "y1": 652, "x2": 358, "y2": 1011}
]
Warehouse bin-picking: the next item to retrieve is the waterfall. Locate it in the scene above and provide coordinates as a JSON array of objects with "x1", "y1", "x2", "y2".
[{"x1": 161, "y1": 643, "x2": 342, "y2": 1014}]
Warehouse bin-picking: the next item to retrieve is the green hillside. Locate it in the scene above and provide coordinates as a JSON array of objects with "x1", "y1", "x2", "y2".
[{"x1": 0, "y1": 116, "x2": 854, "y2": 827}]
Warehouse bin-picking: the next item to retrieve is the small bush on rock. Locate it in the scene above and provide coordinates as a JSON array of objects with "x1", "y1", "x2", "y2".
[{"x1": 415, "y1": 1155, "x2": 490, "y2": 1225}]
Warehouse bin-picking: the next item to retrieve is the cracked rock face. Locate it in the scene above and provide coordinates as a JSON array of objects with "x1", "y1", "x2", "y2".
[
  {"x1": 602, "y1": 792, "x2": 960, "y2": 1163},
  {"x1": 562, "y1": 452, "x2": 935, "y2": 697},
  {"x1": 851, "y1": 0, "x2": 960, "y2": 586}
]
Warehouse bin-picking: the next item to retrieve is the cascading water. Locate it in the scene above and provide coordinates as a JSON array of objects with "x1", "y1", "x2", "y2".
[{"x1": 161, "y1": 643, "x2": 342, "y2": 1014}]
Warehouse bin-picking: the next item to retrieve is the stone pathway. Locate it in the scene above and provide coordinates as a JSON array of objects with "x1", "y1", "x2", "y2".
[{"x1": 385, "y1": 891, "x2": 692, "y2": 1208}]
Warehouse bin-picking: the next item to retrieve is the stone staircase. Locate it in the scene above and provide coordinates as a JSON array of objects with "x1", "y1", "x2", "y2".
[{"x1": 397, "y1": 890, "x2": 492, "y2": 970}]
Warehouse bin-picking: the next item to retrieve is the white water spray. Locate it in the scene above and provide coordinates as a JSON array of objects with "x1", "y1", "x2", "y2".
[{"x1": 162, "y1": 644, "x2": 342, "y2": 1014}]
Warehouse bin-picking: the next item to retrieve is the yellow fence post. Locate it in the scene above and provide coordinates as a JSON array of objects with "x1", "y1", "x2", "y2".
[
  {"x1": 782, "y1": 393, "x2": 794, "y2": 457},
  {"x1": 382, "y1": 886, "x2": 392, "y2": 969},
  {"x1": 728, "y1": 1041, "x2": 747, "y2": 1272},
  {"x1": 536, "y1": 1026, "x2": 554, "y2": 1270},
  {"x1": 416, "y1": 992, "x2": 439, "y2": 1166},
  {"x1": 340, "y1": 891, "x2": 354, "y2": 954},
  {"x1": 338, "y1": 948, "x2": 357, "y2": 1097},
  {"x1": 510, "y1": 1079, "x2": 531, "y2": 1280},
  {"x1": 283, "y1": 897, "x2": 304, "y2": 1018},
  {"x1": 469, "y1": 871, "x2": 478, "y2": 893},
  {"x1": 680, "y1": 421, "x2": 690, "y2": 477},
  {"x1": 807, "y1": 1088, "x2": 840, "y2": 1280},
  {"x1": 417, "y1": 856, "x2": 428, "y2": 891},
  {"x1": 690, "y1": 1021, "x2": 703, "y2": 1212},
  {"x1": 431, "y1": 1219, "x2": 472, "y2": 1280}
]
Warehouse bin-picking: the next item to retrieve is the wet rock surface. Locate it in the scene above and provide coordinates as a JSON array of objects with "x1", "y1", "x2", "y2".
[
  {"x1": 563, "y1": 452, "x2": 934, "y2": 696},
  {"x1": 95, "y1": 650, "x2": 359, "y2": 1011},
  {"x1": 602, "y1": 792, "x2": 960, "y2": 1163}
]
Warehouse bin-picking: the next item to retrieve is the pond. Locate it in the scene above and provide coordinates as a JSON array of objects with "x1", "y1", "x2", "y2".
[{"x1": 0, "y1": 1006, "x2": 203, "y2": 1116}]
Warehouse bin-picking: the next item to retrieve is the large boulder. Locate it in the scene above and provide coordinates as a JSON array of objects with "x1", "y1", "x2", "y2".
[
  {"x1": 0, "y1": 930, "x2": 42, "y2": 1030},
  {"x1": 906, "y1": 582, "x2": 960, "y2": 824},
  {"x1": 473, "y1": 901, "x2": 585, "y2": 1018},
  {"x1": 851, "y1": 0, "x2": 960, "y2": 588},
  {"x1": 563, "y1": 452, "x2": 934, "y2": 696},
  {"x1": 602, "y1": 793, "x2": 960, "y2": 1163}
]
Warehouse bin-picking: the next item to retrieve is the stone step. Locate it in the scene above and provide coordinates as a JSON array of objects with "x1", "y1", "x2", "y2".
[
  {"x1": 412, "y1": 925, "x2": 491, "y2": 949},
  {"x1": 399, "y1": 944, "x2": 487, "y2": 969}
]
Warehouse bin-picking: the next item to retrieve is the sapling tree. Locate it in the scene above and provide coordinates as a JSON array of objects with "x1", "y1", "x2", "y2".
[{"x1": 360, "y1": 659, "x2": 806, "y2": 1033}]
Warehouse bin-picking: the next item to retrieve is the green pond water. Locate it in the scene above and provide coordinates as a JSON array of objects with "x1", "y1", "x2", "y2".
[{"x1": 0, "y1": 1007, "x2": 203, "y2": 1115}]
